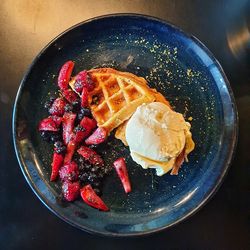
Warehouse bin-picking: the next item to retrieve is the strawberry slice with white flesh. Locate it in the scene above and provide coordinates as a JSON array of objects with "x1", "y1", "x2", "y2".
[
  {"x1": 59, "y1": 161, "x2": 79, "y2": 182},
  {"x1": 62, "y1": 112, "x2": 76, "y2": 145},
  {"x1": 113, "y1": 158, "x2": 131, "y2": 193},
  {"x1": 85, "y1": 127, "x2": 107, "y2": 145},
  {"x1": 58, "y1": 61, "x2": 74, "y2": 90},
  {"x1": 80, "y1": 184, "x2": 109, "y2": 211},
  {"x1": 38, "y1": 117, "x2": 59, "y2": 132},
  {"x1": 49, "y1": 98, "x2": 66, "y2": 116},
  {"x1": 77, "y1": 146, "x2": 104, "y2": 166},
  {"x1": 62, "y1": 181, "x2": 80, "y2": 202}
]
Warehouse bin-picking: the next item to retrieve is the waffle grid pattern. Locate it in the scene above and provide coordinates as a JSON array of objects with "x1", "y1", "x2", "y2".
[
  {"x1": 87, "y1": 69, "x2": 156, "y2": 132},
  {"x1": 89, "y1": 74, "x2": 145, "y2": 124}
]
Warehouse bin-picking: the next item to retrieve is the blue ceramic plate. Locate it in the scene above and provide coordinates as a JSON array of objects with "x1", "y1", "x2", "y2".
[{"x1": 13, "y1": 14, "x2": 238, "y2": 236}]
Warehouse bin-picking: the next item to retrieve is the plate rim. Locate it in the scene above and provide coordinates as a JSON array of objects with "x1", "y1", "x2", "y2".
[{"x1": 12, "y1": 13, "x2": 238, "y2": 237}]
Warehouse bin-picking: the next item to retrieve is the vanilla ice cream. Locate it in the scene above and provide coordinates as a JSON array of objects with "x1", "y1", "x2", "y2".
[{"x1": 125, "y1": 102, "x2": 194, "y2": 176}]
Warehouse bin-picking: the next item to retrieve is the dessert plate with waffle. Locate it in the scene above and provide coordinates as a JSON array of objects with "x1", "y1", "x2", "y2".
[{"x1": 13, "y1": 14, "x2": 237, "y2": 236}]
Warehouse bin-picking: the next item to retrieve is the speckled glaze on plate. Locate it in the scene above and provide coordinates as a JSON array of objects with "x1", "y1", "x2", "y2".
[{"x1": 12, "y1": 14, "x2": 238, "y2": 236}]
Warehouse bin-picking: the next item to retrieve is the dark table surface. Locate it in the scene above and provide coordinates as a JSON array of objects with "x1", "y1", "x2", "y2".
[{"x1": 1, "y1": 0, "x2": 250, "y2": 249}]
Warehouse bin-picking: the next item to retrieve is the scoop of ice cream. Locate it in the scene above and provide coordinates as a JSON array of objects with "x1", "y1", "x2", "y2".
[{"x1": 125, "y1": 102, "x2": 194, "y2": 176}]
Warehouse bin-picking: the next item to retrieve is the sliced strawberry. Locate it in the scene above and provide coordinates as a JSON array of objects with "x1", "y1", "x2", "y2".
[
  {"x1": 73, "y1": 126, "x2": 86, "y2": 144},
  {"x1": 113, "y1": 158, "x2": 131, "y2": 193},
  {"x1": 38, "y1": 117, "x2": 59, "y2": 131},
  {"x1": 62, "y1": 89, "x2": 79, "y2": 104},
  {"x1": 50, "y1": 152, "x2": 64, "y2": 181},
  {"x1": 80, "y1": 116, "x2": 97, "y2": 136},
  {"x1": 80, "y1": 184, "x2": 109, "y2": 211},
  {"x1": 64, "y1": 137, "x2": 76, "y2": 163},
  {"x1": 81, "y1": 87, "x2": 89, "y2": 108},
  {"x1": 59, "y1": 161, "x2": 79, "y2": 182},
  {"x1": 77, "y1": 146, "x2": 104, "y2": 166},
  {"x1": 74, "y1": 70, "x2": 95, "y2": 92},
  {"x1": 49, "y1": 98, "x2": 66, "y2": 116},
  {"x1": 62, "y1": 112, "x2": 76, "y2": 145},
  {"x1": 73, "y1": 70, "x2": 87, "y2": 93},
  {"x1": 58, "y1": 61, "x2": 74, "y2": 90},
  {"x1": 85, "y1": 127, "x2": 107, "y2": 145},
  {"x1": 170, "y1": 148, "x2": 185, "y2": 175},
  {"x1": 51, "y1": 115, "x2": 63, "y2": 127},
  {"x1": 63, "y1": 121, "x2": 93, "y2": 163},
  {"x1": 62, "y1": 181, "x2": 80, "y2": 202}
]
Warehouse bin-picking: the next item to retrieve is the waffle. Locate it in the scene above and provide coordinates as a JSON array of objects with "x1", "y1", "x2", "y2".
[
  {"x1": 115, "y1": 120, "x2": 129, "y2": 146},
  {"x1": 70, "y1": 68, "x2": 156, "y2": 133}
]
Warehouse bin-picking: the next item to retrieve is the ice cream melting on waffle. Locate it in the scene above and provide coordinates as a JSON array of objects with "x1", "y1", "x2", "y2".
[{"x1": 70, "y1": 68, "x2": 195, "y2": 176}]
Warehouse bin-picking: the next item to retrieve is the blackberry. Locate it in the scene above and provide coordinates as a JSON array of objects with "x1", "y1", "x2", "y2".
[
  {"x1": 77, "y1": 113, "x2": 84, "y2": 122},
  {"x1": 72, "y1": 100, "x2": 81, "y2": 112},
  {"x1": 54, "y1": 141, "x2": 66, "y2": 154},
  {"x1": 78, "y1": 163, "x2": 85, "y2": 171},
  {"x1": 54, "y1": 141, "x2": 63, "y2": 148},
  {"x1": 40, "y1": 131, "x2": 61, "y2": 143},
  {"x1": 75, "y1": 151, "x2": 111, "y2": 196},
  {"x1": 77, "y1": 160, "x2": 92, "y2": 172},
  {"x1": 40, "y1": 131, "x2": 51, "y2": 142},
  {"x1": 88, "y1": 173, "x2": 97, "y2": 183},
  {"x1": 79, "y1": 172, "x2": 88, "y2": 182},
  {"x1": 80, "y1": 107, "x2": 92, "y2": 117},
  {"x1": 84, "y1": 164, "x2": 92, "y2": 170},
  {"x1": 50, "y1": 132, "x2": 61, "y2": 143},
  {"x1": 55, "y1": 147, "x2": 66, "y2": 154},
  {"x1": 77, "y1": 108, "x2": 92, "y2": 121},
  {"x1": 91, "y1": 166, "x2": 99, "y2": 173},
  {"x1": 64, "y1": 103, "x2": 73, "y2": 112},
  {"x1": 88, "y1": 144, "x2": 98, "y2": 150},
  {"x1": 75, "y1": 155, "x2": 85, "y2": 165}
]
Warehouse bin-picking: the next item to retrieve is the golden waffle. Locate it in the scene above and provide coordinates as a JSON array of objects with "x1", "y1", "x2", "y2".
[
  {"x1": 115, "y1": 120, "x2": 129, "y2": 146},
  {"x1": 71, "y1": 68, "x2": 156, "y2": 133}
]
